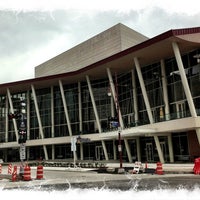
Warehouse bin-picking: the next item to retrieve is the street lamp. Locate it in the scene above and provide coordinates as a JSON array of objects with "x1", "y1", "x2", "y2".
[{"x1": 108, "y1": 73, "x2": 124, "y2": 173}]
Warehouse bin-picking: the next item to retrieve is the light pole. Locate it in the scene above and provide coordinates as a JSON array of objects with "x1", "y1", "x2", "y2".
[
  {"x1": 114, "y1": 73, "x2": 125, "y2": 173},
  {"x1": 107, "y1": 72, "x2": 125, "y2": 173},
  {"x1": 114, "y1": 73, "x2": 123, "y2": 170}
]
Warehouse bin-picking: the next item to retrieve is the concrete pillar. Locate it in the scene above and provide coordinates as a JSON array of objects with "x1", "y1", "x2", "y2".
[
  {"x1": 26, "y1": 91, "x2": 30, "y2": 140},
  {"x1": 80, "y1": 143, "x2": 84, "y2": 160},
  {"x1": 86, "y1": 75, "x2": 102, "y2": 133},
  {"x1": 113, "y1": 140, "x2": 117, "y2": 160},
  {"x1": 154, "y1": 135, "x2": 164, "y2": 163},
  {"x1": 51, "y1": 86, "x2": 55, "y2": 138},
  {"x1": 167, "y1": 134, "x2": 174, "y2": 163},
  {"x1": 136, "y1": 137, "x2": 141, "y2": 162},
  {"x1": 134, "y1": 57, "x2": 154, "y2": 124},
  {"x1": 160, "y1": 59, "x2": 170, "y2": 120},
  {"x1": 7, "y1": 88, "x2": 18, "y2": 141},
  {"x1": 86, "y1": 75, "x2": 108, "y2": 160},
  {"x1": 5, "y1": 96, "x2": 8, "y2": 142},
  {"x1": 131, "y1": 69, "x2": 139, "y2": 124},
  {"x1": 59, "y1": 80, "x2": 72, "y2": 136},
  {"x1": 172, "y1": 42, "x2": 197, "y2": 118},
  {"x1": 195, "y1": 129, "x2": 200, "y2": 146},
  {"x1": 106, "y1": 68, "x2": 124, "y2": 128},
  {"x1": 124, "y1": 139, "x2": 132, "y2": 163},
  {"x1": 52, "y1": 144, "x2": 55, "y2": 160},
  {"x1": 31, "y1": 84, "x2": 48, "y2": 160},
  {"x1": 78, "y1": 82, "x2": 83, "y2": 133},
  {"x1": 101, "y1": 141, "x2": 109, "y2": 160}
]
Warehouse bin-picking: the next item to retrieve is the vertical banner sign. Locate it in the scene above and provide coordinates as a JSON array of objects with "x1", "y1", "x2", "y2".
[
  {"x1": 71, "y1": 137, "x2": 77, "y2": 168},
  {"x1": 71, "y1": 137, "x2": 77, "y2": 152},
  {"x1": 20, "y1": 143, "x2": 26, "y2": 160}
]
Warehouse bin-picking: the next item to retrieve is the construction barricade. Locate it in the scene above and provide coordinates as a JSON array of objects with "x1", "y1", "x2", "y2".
[
  {"x1": 132, "y1": 161, "x2": 144, "y2": 174},
  {"x1": 8, "y1": 163, "x2": 12, "y2": 174},
  {"x1": 36, "y1": 165, "x2": 44, "y2": 180},
  {"x1": 155, "y1": 162, "x2": 164, "y2": 175},
  {"x1": 23, "y1": 164, "x2": 31, "y2": 181},
  {"x1": 12, "y1": 166, "x2": 18, "y2": 182},
  {"x1": 193, "y1": 157, "x2": 200, "y2": 175}
]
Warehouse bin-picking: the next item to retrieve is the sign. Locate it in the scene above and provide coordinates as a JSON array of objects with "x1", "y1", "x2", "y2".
[
  {"x1": 118, "y1": 144, "x2": 122, "y2": 152},
  {"x1": 71, "y1": 137, "x2": 77, "y2": 152},
  {"x1": 20, "y1": 144, "x2": 26, "y2": 160}
]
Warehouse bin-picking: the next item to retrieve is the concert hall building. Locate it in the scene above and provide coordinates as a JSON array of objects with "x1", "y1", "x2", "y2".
[{"x1": 0, "y1": 23, "x2": 200, "y2": 163}]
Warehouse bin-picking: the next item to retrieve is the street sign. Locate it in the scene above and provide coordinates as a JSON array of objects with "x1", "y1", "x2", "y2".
[
  {"x1": 20, "y1": 144, "x2": 26, "y2": 160},
  {"x1": 71, "y1": 137, "x2": 77, "y2": 152}
]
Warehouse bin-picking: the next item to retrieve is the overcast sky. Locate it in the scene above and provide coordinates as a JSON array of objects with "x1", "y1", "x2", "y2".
[{"x1": 0, "y1": 0, "x2": 200, "y2": 83}]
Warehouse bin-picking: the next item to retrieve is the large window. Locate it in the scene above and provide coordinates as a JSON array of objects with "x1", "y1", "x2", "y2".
[
  {"x1": 30, "y1": 88, "x2": 51, "y2": 139},
  {"x1": 0, "y1": 95, "x2": 6, "y2": 142}
]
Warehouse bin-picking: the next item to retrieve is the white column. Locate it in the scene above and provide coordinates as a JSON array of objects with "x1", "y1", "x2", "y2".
[
  {"x1": 167, "y1": 134, "x2": 174, "y2": 163},
  {"x1": 59, "y1": 80, "x2": 73, "y2": 136},
  {"x1": 131, "y1": 69, "x2": 139, "y2": 124},
  {"x1": 31, "y1": 84, "x2": 48, "y2": 160},
  {"x1": 106, "y1": 68, "x2": 124, "y2": 128},
  {"x1": 27, "y1": 91, "x2": 30, "y2": 140},
  {"x1": 160, "y1": 59, "x2": 170, "y2": 120},
  {"x1": 113, "y1": 140, "x2": 117, "y2": 160},
  {"x1": 172, "y1": 42, "x2": 197, "y2": 118},
  {"x1": 134, "y1": 57, "x2": 154, "y2": 124},
  {"x1": 5, "y1": 96, "x2": 8, "y2": 142},
  {"x1": 195, "y1": 129, "x2": 200, "y2": 146},
  {"x1": 101, "y1": 141, "x2": 109, "y2": 160},
  {"x1": 78, "y1": 82, "x2": 83, "y2": 133},
  {"x1": 78, "y1": 82, "x2": 83, "y2": 160},
  {"x1": 80, "y1": 143, "x2": 84, "y2": 160},
  {"x1": 86, "y1": 75, "x2": 108, "y2": 160},
  {"x1": 124, "y1": 139, "x2": 132, "y2": 163},
  {"x1": 51, "y1": 86, "x2": 55, "y2": 138},
  {"x1": 86, "y1": 75, "x2": 102, "y2": 133},
  {"x1": 154, "y1": 135, "x2": 164, "y2": 163},
  {"x1": 7, "y1": 88, "x2": 18, "y2": 141},
  {"x1": 136, "y1": 137, "x2": 141, "y2": 161},
  {"x1": 172, "y1": 43, "x2": 200, "y2": 146},
  {"x1": 52, "y1": 144, "x2": 55, "y2": 160}
]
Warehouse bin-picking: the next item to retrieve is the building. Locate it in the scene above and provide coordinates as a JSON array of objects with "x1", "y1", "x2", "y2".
[{"x1": 0, "y1": 23, "x2": 200, "y2": 163}]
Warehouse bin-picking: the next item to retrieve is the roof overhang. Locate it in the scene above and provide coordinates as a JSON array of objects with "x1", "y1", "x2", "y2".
[{"x1": 0, "y1": 27, "x2": 200, "y2": 94}]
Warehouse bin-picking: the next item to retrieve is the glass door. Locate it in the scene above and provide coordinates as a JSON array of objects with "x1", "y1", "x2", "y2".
[
  {"x1": 146, "y1": 143, "x2": 154, "y2": 162},
  {"x1": 176, "y1": 102, "x2": 186, "y2": 118},
  {"x1": 95, "y1": 146, "x2": 103, "y2": 160}
]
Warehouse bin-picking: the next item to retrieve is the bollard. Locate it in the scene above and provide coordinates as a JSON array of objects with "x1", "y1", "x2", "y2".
[
  {"x1": 23, "y1": 164, "x2": 31, "y2": 181},
  {"x1": 145, "y1": 162, "x2": 148, "y2": 169},
  {"x1": 8, "y1": 163, "x2": 12, "y2": 174},
  {"x1": 36, "y1": 165, "x2": 44, "y2": 180},
  {"x1": 155, "y1": 162, "x2": 163, "y2": 175},
  {"x1": 193, "y1": 158, "x2": 200, "y2": 175},
  {"x1": 12, "y1": 166, "x2": 18, "y2": 182}
]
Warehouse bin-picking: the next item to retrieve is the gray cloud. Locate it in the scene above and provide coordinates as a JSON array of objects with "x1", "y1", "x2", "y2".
[{"x1": 0, "y1": 8, "x2": 199, "y2": 83}]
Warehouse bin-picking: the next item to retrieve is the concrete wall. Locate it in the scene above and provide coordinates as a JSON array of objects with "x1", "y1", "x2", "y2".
[{"x1": 35, "y1": 23, "x2": 148, "y2": 78}]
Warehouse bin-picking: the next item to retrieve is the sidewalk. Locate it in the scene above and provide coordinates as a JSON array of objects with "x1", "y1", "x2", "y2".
[
  {"x1": 106, "y1": 162, "x2": 194, "y2": 174},
  {"x1": 0, "y1": 163, "x2": 199, "y2": 190}
]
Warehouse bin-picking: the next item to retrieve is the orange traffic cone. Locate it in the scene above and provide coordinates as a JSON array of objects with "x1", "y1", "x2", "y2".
[{"x1": 155, "y1": 162, "x2": 163, "y2": 175}]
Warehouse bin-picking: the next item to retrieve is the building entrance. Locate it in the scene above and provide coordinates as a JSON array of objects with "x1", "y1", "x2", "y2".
[
  {"x1": 146, "y1": 143, "x2": 154, "y2": 162},
  {"x1": 95, "y1": 146, "x2": 104, "y2": 160},
  {"x1": 160, "y1": 141, "x2": 168, "y2": 162},
  {"x1": 176, "y1": 101, "x2": 186, "y2": 118}
]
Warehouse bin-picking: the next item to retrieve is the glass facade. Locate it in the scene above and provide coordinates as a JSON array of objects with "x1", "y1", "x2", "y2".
[{"x1": 0, "y1": 46, "x2": 199, "y2": 163}]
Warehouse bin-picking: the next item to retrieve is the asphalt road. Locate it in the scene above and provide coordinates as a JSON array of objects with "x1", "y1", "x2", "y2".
[
  {"x1": 1, "y1": 166, "x2": 200, "y2": 191},
  {"x1": 43, "y1": 170, "x2": 200, "y2": 191}
]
